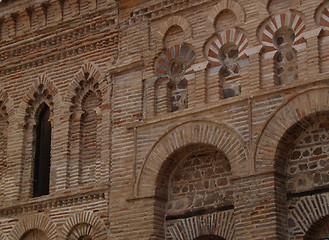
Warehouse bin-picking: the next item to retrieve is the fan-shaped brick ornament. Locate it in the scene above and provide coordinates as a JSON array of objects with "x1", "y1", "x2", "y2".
[
  {"x1": 205, "y1": 29, "x2": 248, "y2": 68},
  {"x1": 155, "y1": 44, "x2": 196, "y2": 80},
  {"x1": 261, "y1": 13, "x2": 305, "y2": 50},
  {"x1": 320, "y1": 6, "x2": 329, "y2": 31}
]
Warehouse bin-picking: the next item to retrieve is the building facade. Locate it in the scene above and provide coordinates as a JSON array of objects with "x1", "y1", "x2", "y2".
[{"x1": 0, "y1": 0, "x2": 329, "y2": 239}]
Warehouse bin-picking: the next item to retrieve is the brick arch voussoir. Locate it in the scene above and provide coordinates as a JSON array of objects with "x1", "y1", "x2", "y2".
[
  {"x1": 168, "y1": 210, "x2": 235, "y2": 240},
  {"x1": 259, "y1": 11, "x2": 305, "y2": 50},
  {"x1": 136, "y1": 120, "x2": 249, "y2": 198},
  {"x1": 16, "y1": 75, "x2": 61, "y2": 124},
  {"x1": 64, "y1": 62, "x2": 107, "y2": 112},
  {"x1": 206, "y1": 0, "x2": 246, "y2": 30},
  {"x1": 8, "y1": 214, "x2": 58, "y2": 240},
  {"x1": 289, "y1": 193, "x2": 329, "y2": 236},
  {"x1": 61, "y1": 211, "x2": 107, "y2": 240},
  {"x1": 255, "y1": 87, "x2": 329, "y2": 172},
  {"x1": 158, "y1": 15, "x2": 193, "y2": 42}
]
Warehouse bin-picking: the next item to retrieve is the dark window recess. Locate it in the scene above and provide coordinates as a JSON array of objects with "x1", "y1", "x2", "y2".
[{"x1": 33, "y1": 105, "x2": 51, "y2": 197}]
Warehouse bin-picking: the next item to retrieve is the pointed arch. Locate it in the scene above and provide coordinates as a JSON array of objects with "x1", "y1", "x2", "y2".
[
  {"x1": 135, "y1": 120, "x2": 249, "y2": 198},
  {"x1": 64, "y1": 62, "x2": 108, "y2": 107},
  {"x1": 16, "y1": 75, "x2": 61, "y2": 199},
  {"x1": 206, "y1": 0, "x2": 246, "y2": 31},
  {"x1": 255, "y1": 87, "x2": 329, "y2": 172},
  {"x1": 16, "y1": 74, "x2": 61, "y2": 125},
  {"x1": 7, "y1": 214, "x2": 58, "y2": 240},
  {"x1": 65, "y1": 62, "x2": 109, "y2": 187},
  {"x1": 157, "y1": 16, "x2": 193, "y2": 41},
  {"x1": 61, "y1": 211, "x2": 107, "y2": 240}
]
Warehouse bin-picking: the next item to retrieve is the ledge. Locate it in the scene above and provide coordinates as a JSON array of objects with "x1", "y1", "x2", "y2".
[
  {"x1": 127, "y1": 76, "x2": 329, "y2": 130},
  {"x1": 0, "y1": 185, "x2": 109, "y2": 217}
]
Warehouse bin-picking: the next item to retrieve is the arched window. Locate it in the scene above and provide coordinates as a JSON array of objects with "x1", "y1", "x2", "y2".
[{"x1": 33, "y1": 104, "x2": 51, "y2": 197}]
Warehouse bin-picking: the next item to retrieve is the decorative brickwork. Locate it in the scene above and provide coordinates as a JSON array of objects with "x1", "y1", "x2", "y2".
[
  {"x1": 205, "y1": 0, "x2": 245, "y2": 31},
  {"x1": 166, "y1": 210, "x2": 234, "y2": 240},
  {"x1": 255, "y1": 88, "x2": 329, "y2": 172},
  {"x1": 289, "y1": 194, "x2": 329, "y2": 238},
  {"x1": 62, "y1": 211, "x2": 107, "y2": 240},
  {"x1": 1, "y1": 0, "x2": 329, "y2": 239},
  {"x1": 136, "y1": 121, "x2": 248, "y2": 198},
  {"x1": 260, "y1": 12, "x2": 305, "y2": 52},
  {"x1": 155, "y1": 44, "x2": 196, "y2": 113},
  {"x1": 205, "y1": 29, "x2": 248, "y2": 98},
  {"x1": 16, "y1": 75, "x2": 61, "y2": 200},
  {"x1": 7, "y1": 214, "x2": 58, "y2": 240}
]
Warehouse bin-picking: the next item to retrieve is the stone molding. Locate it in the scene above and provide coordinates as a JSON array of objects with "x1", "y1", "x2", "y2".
[{"x1": 135, "y1": 120, "x2": 249, "y2": 198}]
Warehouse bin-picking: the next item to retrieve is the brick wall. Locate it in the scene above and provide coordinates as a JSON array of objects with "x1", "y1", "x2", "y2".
[{"x1": 1, "y1": 0, "x2": 329, "y2": 239}]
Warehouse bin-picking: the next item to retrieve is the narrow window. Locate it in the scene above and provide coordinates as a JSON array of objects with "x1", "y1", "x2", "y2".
[{"x1": 33, "y1": 104, "x2": 51, "y2": 197}]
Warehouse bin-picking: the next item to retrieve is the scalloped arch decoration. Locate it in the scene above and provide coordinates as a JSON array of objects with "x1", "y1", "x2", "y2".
[
  {"x1": 64, "y1": 62, "x2": 107, "y2": 106},
  {"x1": 62, "y1": 211, "x2": 107, "y2": 240},
  {"x1": 206, "y1": 0, "x2": 246, "y2": 30},
  {"x1": 168, "y1": 210, "x2": 234, "y2": 240},
  {"x1": 7, "y1": 214, "x2": 58, "y2": 240},
  {"x1": 205, "y1": 28, "x2": 248, "y2": 65},
  {"x1": 261, "y1": 12, "x2": 305, "y2": 49},
  {"x1": 16, "y1": 74, "x2": 61, "y2": 125},
  {"x1": 135, "y1": 121, "x2": 249, "y2": 198},
  {"x1": 155, "y1": 44, "x2": 196, "y2": 80},
  {"x1": 289, "y1": 193, "x2": 329, "y2": 237}
]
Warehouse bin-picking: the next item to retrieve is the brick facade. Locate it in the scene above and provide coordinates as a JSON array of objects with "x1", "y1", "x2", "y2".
[{"x1": 1, "y1": 0, "x2": 329, "y2": 239}]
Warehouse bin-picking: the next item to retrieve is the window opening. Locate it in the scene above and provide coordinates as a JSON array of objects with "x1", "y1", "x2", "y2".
[{"x1": 33, "y1": 104, "x2": 51, "y2": 197}]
